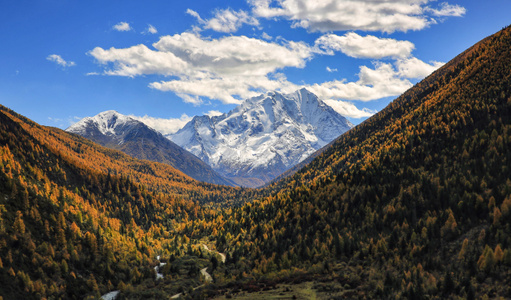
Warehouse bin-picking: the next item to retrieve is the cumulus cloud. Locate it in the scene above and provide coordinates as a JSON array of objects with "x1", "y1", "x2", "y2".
[
  {"x1": 113, "y1": 22, "x2": 132, "y2": 32},
  {"x1": 152, "y1": 33, "x2": 312, "y2": 76},
  {"x1": 90, "y1": 33, "x2": 312, "y2": 78},
  {"x1": 130, "y1": 114, "x2": 193, "y2": 135},
  {"x1": 396, "y1": 57, "x2": 444, "y2": 78},
  {"x1": 90, "y1": 9, "x2": 447, "y2": 109},
  {"x1": 89, "y1": 31, "x2": 443, "y2": 106},
  {"x1": 316, "y1": 32, "x2": 415, "y2": 59},
  {"x1": 323, "y1": 99, "x2": 375, "y2": 119},
  {"x1": 249, "y1": 0, "x2": 465, "y2": 33},
  {"x1": 308, "y1": 63, "x2": 414, "y2": 102},
  {"x1": 47, "y1": 54, "x2": 76, "y2": 68},
  {"x1": 88, "y1": 44, "x2": 190, "y2": 77},
  {"x1": 312, "y1": 32, "x2": 443, "y2": 99},
  {"x1": 150, "y1": 73, "x2": 299, "y2": 105},
  {"x1": 308, "y1": 55, "x2": 444, "y2": 103},
  {"x1": 90, "y1": 33, "x2": 310, "y2": 104}
]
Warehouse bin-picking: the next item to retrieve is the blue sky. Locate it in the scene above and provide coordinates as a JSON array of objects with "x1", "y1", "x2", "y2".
[{"x1": 1, "y1": 0, "x2": 509, "y2": 134}]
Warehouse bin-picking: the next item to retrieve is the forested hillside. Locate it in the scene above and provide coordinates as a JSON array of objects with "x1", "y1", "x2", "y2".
[
  {"x1": 0, "y1": 106, "x2": 258, "y2": 299},
  {"x1": 196, "y1": 26, "x2": 511, "y2": 298},
  {"x1": 1, "y1": 24, "x2": 511, "y2": 300}
]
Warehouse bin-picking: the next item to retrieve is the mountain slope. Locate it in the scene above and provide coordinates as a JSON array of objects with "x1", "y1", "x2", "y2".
[
  {"x1": 67, "y1": 110, "x2": 235, "y2": 186},
  {"x1": 170, "y1": 88, "x2": 353, "y2": 187},
  {"x1": 202, "y1": 26, "x2": 511, "y2": 298},
  {"x1": 0, "y1": 104, "x2": 262, "y2": 299},
  {"x1": 0, "y1": 106, "x2": 191, "y2": 299}
]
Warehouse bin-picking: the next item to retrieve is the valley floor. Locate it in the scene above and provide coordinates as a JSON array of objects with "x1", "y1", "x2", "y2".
[{"x1": 210, "y1": 279, "x2": 369, "y2": 299}]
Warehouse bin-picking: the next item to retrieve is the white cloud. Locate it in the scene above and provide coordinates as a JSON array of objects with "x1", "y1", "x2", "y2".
[
  {"x1": 396, "y1": 57, "x2": 444, "y2": 78},
  {"x1": 153, "y1": 33, "x2": 312, "y2": 76},
  {"x1": 205, "y1": 110, "x2": 224, "y2": 117},
  {"x1": 250, "y1": 0, "x2": 465, "y2": 33},
  {"x1": 88, "y1": 44, "x2": 190, "y2": 77},
  {"x1": 89, "y1": 31, "x2": 443, "y2": 105},
  {"x1": 186, "y1": 9, "x2": 204, "y2": 22},
  {"x1": 113, "y1": 22, "x2": 132, "y2": 32},
  {"x1": 426, "y1": 2, "x2": 466, "y2": 17},
  {"x1": 205, "y1": 8, "x2": 259, "y2": 33},
  {"x1": 150, "y1": 73, "x2": 298, "y2": 105},
  {"x1": 90, "y1": 8, "x2": 447, "y2": 107},
  {"x1": 323, "y1": 99, "x2": 375, "y2": 118},
  {"x1": 316, "y1": 33, "x2": 415, "y2": 59},
  {"x1": 90, "y1": 33, "x2": 312, "y2": 78},
  {"x1": 311, "y1": 32, "x2": 444, "y2": 98},
  {"x1": 261, "y1": 32, "x2": 272, "y2": 40},
  {"x1": 187, "y1": 8, "x2": 258, "y2": 33},
  {"x1": 47, "y1": 54, "x2": 76, "y2": 68},
  {"x1": 130, "y1": 114, "x2": 193, "y2": 135},
  {"x1": 308, "y1": 62, "x2": 414, "y2": 101},
  {"x1": 90, "y1": 33, "x2": 311, "y2": 104},
  {"x1": 178, "y1": 93, "x2": 204, "y2": 106},
  {"x1": 145, "y1": 24, "x2": 158, "y2": 34}
]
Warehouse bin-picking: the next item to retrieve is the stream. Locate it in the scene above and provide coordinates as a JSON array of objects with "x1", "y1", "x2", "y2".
[
  {"x1": 154, "y1": 255, "x2": 166, "y2": 280},
  {"x1": 101, "y1": 246, "x2": 224, "y2": 299}
]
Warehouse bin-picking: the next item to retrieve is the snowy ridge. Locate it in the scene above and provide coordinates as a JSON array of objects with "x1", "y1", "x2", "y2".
[
  {"x1": 66, "y1": 111, "x2": 236, "y2": 186},
  {"x1": 169, "y1": 88, "x2": 354, "y2": 187},
  {"x1": 67, "y1": 110, "x2": 140, "y2": 145}
]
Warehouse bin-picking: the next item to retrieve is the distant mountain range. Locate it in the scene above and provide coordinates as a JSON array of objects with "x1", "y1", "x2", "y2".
[
  {"x1": 69, "y1": 89, "x2": 353, "y2": 188},
  {"x1": 66, "y1": 110, "x2": 235, "y2": 186},
  {"x1": 169, "y1": 88, "x2": 353, "y2": 187}
]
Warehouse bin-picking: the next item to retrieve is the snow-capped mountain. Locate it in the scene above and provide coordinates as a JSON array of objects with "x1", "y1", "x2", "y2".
[
  {"x1": 66, "y1": 111, "x2": 235, "y2": 186},
  {"x1": 67, "y1": 110, "x2": 141, "y2": 146},
  {"x1": 169, "y1": 88, "x2": 354, "y2": 187}
]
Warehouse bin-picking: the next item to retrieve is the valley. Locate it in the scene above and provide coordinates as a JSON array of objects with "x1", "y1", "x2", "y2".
[{"x1": 1, "y1": 19, "x2": 511, "y2": 300}]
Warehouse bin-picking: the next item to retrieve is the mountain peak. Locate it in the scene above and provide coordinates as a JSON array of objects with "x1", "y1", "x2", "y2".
[
  {"x1": 296, "y1": 87, "x2": 313, "y2": 95},
  {"x1": 170, "y1": 88, "x2": 354, "y2": 187},
  {"x1": 97, "y1": 109, "x2": 120, "y2": 116},
  {"x1": 95, "y1": 110, "x2": 124, "y2": 120},
  {"x1": 67, "y1": 110, "x2": 138, "y2": 137}
]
